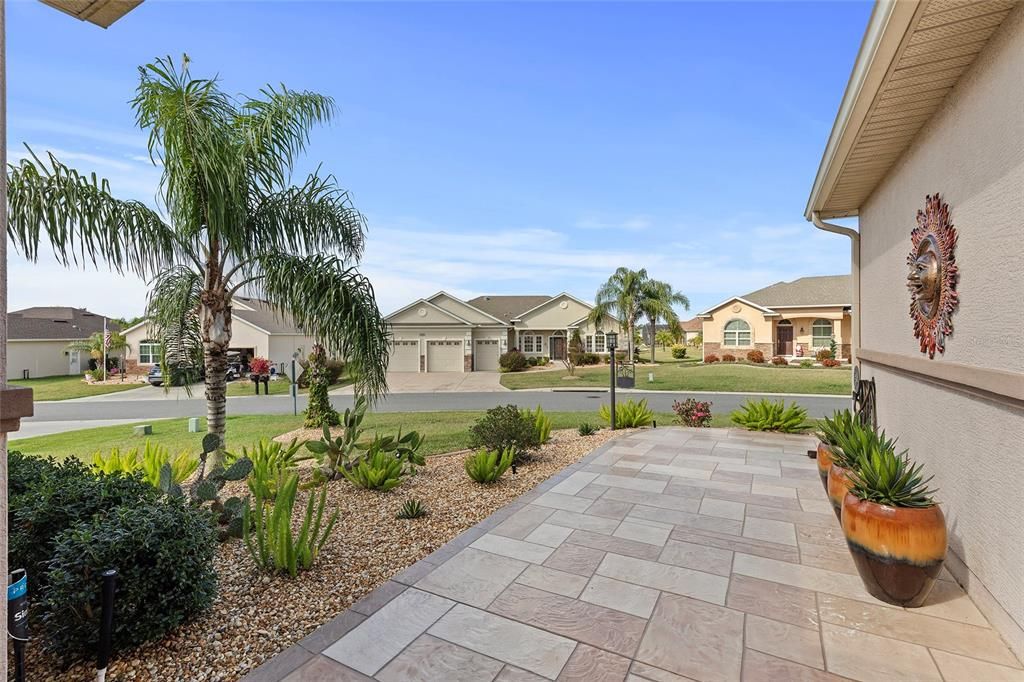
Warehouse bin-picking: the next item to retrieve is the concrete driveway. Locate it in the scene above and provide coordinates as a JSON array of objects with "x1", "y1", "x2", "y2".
[{"x1": 332, "y1": 371, "x2": 508, "y2": 395}]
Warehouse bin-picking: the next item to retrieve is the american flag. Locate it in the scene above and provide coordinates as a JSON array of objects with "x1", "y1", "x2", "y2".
[{"x1": 104, "y1": 328, "x2": 112, "y2": 349}]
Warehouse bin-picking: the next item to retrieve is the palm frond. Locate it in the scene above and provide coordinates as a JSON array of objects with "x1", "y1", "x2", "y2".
[
  {"x1": 258, "y1": 254, "x2": 389, "y2": 400},
  {"x1": 146, "y1": 266, "x2": 203, "y2": 378}
]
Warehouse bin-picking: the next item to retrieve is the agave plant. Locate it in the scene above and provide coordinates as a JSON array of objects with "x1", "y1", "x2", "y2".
[
  {"x1": 526, "y1": 405, "x2": 553, "y2": 444},
  {"x1": 396, "y1": 499, "x2": 427, "y2": 519},
  {"x1": 233, "y1": 438, "x2": 302, "y2": 500},
  {"x1": 730, "y1": 399, "x2": 808, "y2": 433},
  {"x1": 599, "y1": 399, "x2": 654, "y2": 428},
  {"x1": 815, "y1": 409, "x2": 858, "y2": 448},
  {"x1": 830, "y1": 423, "x2": 899, "y2": 472},
  {"x1": 577, "y1": 422, "x2": 599, "y2": 436},
  {"x1": 464, "y1": 448, "x2": 514, "y2": 484},
  {"x1": 849, "y1": 443, "x2": 938, "y2": 508},
  {"x1": 343, "y1": 448, "x2": 406, "y2": 491},
  {"x1": 92, "y1": 441, "x2": 199, "y2": 489}
]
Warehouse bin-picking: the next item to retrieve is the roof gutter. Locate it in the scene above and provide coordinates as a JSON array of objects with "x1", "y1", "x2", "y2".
[{"x1": 811, "y1": 212, "x2": 860, "y2": 368}]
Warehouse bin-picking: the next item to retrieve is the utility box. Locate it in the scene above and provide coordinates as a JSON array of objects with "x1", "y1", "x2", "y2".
[
  {"x1": 133, "y1": 424, "x2": 153, "y2": 437},
  {"x1": 187, "y1": 417, "x2": 201, "y2": 433}
]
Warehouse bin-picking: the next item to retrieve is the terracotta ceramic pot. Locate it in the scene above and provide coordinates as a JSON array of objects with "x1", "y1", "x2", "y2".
[
  {"x1": 816, "y1": 442, "x2": 834, "y2": 491},
  {"x1": 841, "y1": 493, "x2": 947, "y2": 607},
  {"x1": 827, "y1": 465, "x2": 852, "y2": 520}
]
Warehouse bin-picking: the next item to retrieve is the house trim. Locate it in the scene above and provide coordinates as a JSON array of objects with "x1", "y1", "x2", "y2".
[
  {"x1": 384, "y1": 299, "x2": 475, "y2": 326},
  {"x1": 426, "y1": 291, "x2": 509, "y2": 325},
  {"x1": 511, "y1": 292, "x2": 593, "y2": 322},
  {"x1": 696, "y1": 296, "x2": 779, "y2": 319}
]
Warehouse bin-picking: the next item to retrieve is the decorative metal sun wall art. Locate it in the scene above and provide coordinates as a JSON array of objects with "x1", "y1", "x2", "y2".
[{"x1": 907, "y1": 194, "x2": 959, "y2": 358}]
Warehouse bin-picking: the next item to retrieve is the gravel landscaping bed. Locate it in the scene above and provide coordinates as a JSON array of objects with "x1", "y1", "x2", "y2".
[{"x1": 28, "y1": 427, "x2": 627, "y2": 681}]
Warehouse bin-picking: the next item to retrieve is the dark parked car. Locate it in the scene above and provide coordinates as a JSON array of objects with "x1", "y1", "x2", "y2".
[{"x1": 147, "y1": 364, "x2": 213, "y2": 387}]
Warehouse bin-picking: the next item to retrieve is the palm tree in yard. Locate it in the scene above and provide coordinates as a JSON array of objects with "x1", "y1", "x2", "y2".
[
  {"x1": 66, "y1": 330, "x2": 131, "y2": 374},
  {"x1": 639, "y1": 279, "x2": 690, "y2": 364},
  {"x1": 7, "y1": 56, "x2": 390, "y2": 470},
  {"x1": 589, "y1": 267, "x2": 650, "y2": 361}
]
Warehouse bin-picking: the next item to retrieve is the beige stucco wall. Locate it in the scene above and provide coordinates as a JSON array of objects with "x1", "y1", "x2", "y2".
[
  {"x1": 389, "y1": 304, "x2": 467, "y2": 326},
  {"x1": 770, "y1": 310, "x2": 850, "y2": 356},
  {"x1": 515, "y1": 295, "x2": 591, "y2": 330},
  {"x1": 428, "y1": 294, "x2": 502, "y2": 325},
  {"x1": 7, "y1": 340, "x2": 82, "y2": 378},
  {"x1": 700, "y1": 300, "x2": 773, "y2": 351},
  {"x1": 857, "y1": 5, "x2": 1024, "y2": 656}
]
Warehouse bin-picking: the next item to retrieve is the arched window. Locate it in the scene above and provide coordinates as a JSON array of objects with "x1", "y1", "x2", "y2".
[
  {"x1": 723, "y1": 319, "x2": 751, "y2": 347},
  {"x1": 812, "y1": 319, "x2": 833, "y2": 348}
]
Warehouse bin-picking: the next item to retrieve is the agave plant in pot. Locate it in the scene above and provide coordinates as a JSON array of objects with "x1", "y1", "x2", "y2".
[
  {"x1": 827, "y1": 424, "x2": 898, "y2": 520},
  {"x1": 842, "y1": 443, "x2": 945, "y2": 607},
  {"x1": 815, "y1": 410, "x2": 857, "y2": 491}
]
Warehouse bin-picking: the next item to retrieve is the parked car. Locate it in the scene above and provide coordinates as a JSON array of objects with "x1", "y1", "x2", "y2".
[{"x1": 147, "y1": 364, "x2": 207, "y2": 387}]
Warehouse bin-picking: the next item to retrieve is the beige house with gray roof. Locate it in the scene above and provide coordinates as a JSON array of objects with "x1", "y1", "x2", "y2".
[
  {"x1": 7, "y1": 306, "x2": 120, "y2": 378},
  {"x1": 697, "y1": 275, "x2": 851, "y2": 361},
  {"x1": 385, "y1": 292, "x2": 622, "y2": 372}
]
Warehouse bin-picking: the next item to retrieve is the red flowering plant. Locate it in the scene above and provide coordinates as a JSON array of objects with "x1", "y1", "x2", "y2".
[
  {"x1": 248, "y1": 356, "x2": 272, "y2": 377},
  {"x1": 673, "y1": 398, "x2": 713, "y2": 428}
]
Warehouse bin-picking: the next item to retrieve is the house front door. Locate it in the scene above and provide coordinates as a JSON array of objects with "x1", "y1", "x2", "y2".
[
  {"x1": 550, "y1": 336, "x2": 566, "y2": 360},
  {"x1": 777, "y1": 325, "x2": 794, "y2": 356}
]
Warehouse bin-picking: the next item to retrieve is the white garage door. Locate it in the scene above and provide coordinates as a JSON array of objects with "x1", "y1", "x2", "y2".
[
  {"x1": 427, "y1": 340, "x2": 463, "y2": 372},
  {"x1": 474, "y1": 339, "x2": 500, "y2": 371},
  {"x1": 389, "y1": 340, "x2": 420, "y2": 372}
]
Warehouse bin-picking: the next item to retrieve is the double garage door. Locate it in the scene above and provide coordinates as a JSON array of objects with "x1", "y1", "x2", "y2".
[{"x1": 390, "y1": 339, "x2": 495, "y2": 372}]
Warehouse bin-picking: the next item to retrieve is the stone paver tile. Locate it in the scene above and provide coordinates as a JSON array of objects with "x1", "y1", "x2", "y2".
[
  {"x1": 566, "y1": 529, "x2": 663, "y2": 560},
  {"x1": 745, "y1": 614, "x2": 824, "y2": 669},
  {"x1": 600, "y1": 486, "x2": 702, "y2": 512},
  {"x1": 575, "y1": 483, "x2": 610, "y2": 499},
  {"x1": 583, "y1": 498, "x2": 634, "y2": 520},
  {"x1": 930, "y1": 650, "x2": 1024, "y2": 681},
  {"x1": 628, "y1": 662, "x2": 692, "y2": 681},
  {"x1": 702, "y1": 489, "x2": 801, "y2": 511},
  {"x1": 741, "y1": 650, "x2": 849, "y2": 682},
  {"x1": 817, "y1": 594, "x2": 1021, "y2": 667},
  {"x1": 795, "y1": 523, "x2": 848, "y2": 550},
  {"x1": 750, "y1": 482, "x2": 798, "y2": 499},
  {"x1": 557, "y1": 644, "x2": 631, "y2": 681},
  {"x1": 910, "y1": 578, "x2": 990, "y2": 627},
  {"x1": 515, "y1": 564, "x2": 590, "y2": 599},
  {"x1": 710, "y1": 470, "x2": 754, "y2": 486},
  {"x1": 580, "y1": 574, "x2": 660, "y2": 618},
  {"x1": 496, "y1": 666, "x2": 549, "y2": 681},
  {"x1": 753, "y1": 474, "x2": 821, "y2": 493},
  {"x1": 533, "y1": 492, "x2": 595, "y2": 513},
  {"x1": 726, "y1": 574, "x2": 818, "y2": 630},
  {"x1": 732, "y1": 553, "x2": 873, "y2": 604},
  {"x1": 472, "y1": 533, "x2": 556, "y2": 564},
  {"x1": 350, "y1": 580, "x2": 406, "y2": 616},
  {"x1": 297, "y1": 610, "x2": 367, "y2": 654},
  {"x1": 821, "y1": 622, "x2": 942, "y2": 681},
  {"x1": 493, "y1": 506, "x2": 557, "y2": 540},
  {"x1": 416, "y1": 547, "x2": 528, "y2": 608},
  {"x1": 698, "y1": 497, "x2": 745, "y2": 521},
  {"x1": 629, "y1": 503, "x2": 743, "y2": 536},
  {"x1": 613, "y1": 519, "x2": 671, "y2": 546},
  {"x1": 641, "y1": 463, "x2": 713, "y2": 480},
  {"x1": 376, "y1": 634, "x2": 504, "y2": 682},
  {"x1": 798, "y1": 494, "x2": 834, "y2": 515},
  {"x1": 391, "y1": 557, "x2": 439, "y2": 585},
  {"x1": 543, "y1": 543, "x2": 607, "y2": 576},
  {"x1": 671, "y1": 527, "x2": 799, "y2": 563},
  {"x1": 489, "y1": 583, "x2": 647, "y2": 658},
  {"x1": 429, "y1": 604, "x2": 577, "y2": 680},
  {"x1": 547, "y1": 509, "x2": 620, "y2": 534},
  {"x1": 597, "y1": 553, "x2": 729, "y2": 605},
  {"x1": 664, "y1": 478, "x2": 748, "y2": 495},
  {"x1": 595, "y1": 473, "x2": 669, "y2": 493},
  {"x1": 525, "y1": 523, "x2": 576, "y2": 548},
  {"x1": 611, "y1": 461, "x2": 646, "y2": 472},
  {"x1": 635, "y1": 593, "x2": 744, "y2": 682},
  {"x1": 747, "y1": 504, "x2": 835, "y2": 529},
  {"x1": 281, "y1": 654, "x2": 371, "y2": 681},
  {"x1": 245, "y1": 645, "x2": 313, "y2": 681},
  {"x1": 323, "y1": 588, "x2": 454, "y2": 676},
  {"x1": 658, "y1": 538, "x2": 733, "y2": 577},
  {"x1": 550, "y1": 471, "x2": 601, "y2": 496},
  {"x1": 716, "y1": 461, "x2": 781, "y2": 477},
  {"x1": 664, "y1": 456, "x2": 719, "y2": 471},
  {"x1": 798, "y1": 540, "x2": 858, "y2": 575},
  {"x1": 743, "y1": 517, "x2": 797, "y2": 547}
]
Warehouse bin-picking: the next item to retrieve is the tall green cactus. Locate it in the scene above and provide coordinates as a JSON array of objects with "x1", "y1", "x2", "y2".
[{"x1": 303, "y1": 396, "x2": 368, "y2": 480}]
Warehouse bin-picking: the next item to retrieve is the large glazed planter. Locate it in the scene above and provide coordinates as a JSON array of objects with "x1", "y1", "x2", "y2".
[
  {"x1": 816, "y1": 442, "x2": 834, "y2": 491},
  {"x1": 826, "y1": 465, "x2": 852, "y2": 520},
  {"x1": 841, "y1": 493, "x2": 947, "y2": 607}
]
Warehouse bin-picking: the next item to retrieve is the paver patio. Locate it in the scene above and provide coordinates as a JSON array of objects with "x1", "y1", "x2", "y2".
[{"x1": 244, "y1": 427, "x2": 1024, "y2": 682}]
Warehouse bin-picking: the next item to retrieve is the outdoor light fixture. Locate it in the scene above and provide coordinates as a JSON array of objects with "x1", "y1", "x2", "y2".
[
  {"x1": 606, "y1": 332, "x2": 618, "y2": 430},
  {"x1": 606, "y1": 332, "x2": 618, "y2": 350}
]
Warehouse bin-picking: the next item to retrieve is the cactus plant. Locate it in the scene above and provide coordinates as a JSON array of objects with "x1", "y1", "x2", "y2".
[
  {"x1": 465, "y1": 448, "x2": 514, "y2": 484},
  {"x1": 303, "y1": 396, "x2": 368, "y2": 480},
  {"x1": 191, "y1": 456, "x2": 253, "y2": 540},
  {"x1": 396, "y1": 499, "x2": 427, "y2": 519}
]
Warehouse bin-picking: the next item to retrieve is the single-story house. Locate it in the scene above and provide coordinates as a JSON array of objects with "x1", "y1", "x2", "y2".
[
  {"x1": 639, "y1": 318, "x2": 701, "y2": 346},
  {"x1": 385, "y1": 291, "x2": 623, "y2": 372},
  {"x1": 805, "y1": 0, "x2": 1023, "y2": 661},
  {"x1": 122, "y1": 297, "x2": 318, "y2": 375},
  {"x1": 679, "y1": 317, "x2": 702, "y2": 343},
  {"x1": 697, "y1": 275, "x2": 851, "y2": 361},
  {"x1": 7, "y1": 306, "x2": 121, "y2": 379}
]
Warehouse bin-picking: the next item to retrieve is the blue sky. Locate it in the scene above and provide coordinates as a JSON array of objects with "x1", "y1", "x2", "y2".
[{"x1": 7, "y1": 1, "x2": 870, "y2": 320}]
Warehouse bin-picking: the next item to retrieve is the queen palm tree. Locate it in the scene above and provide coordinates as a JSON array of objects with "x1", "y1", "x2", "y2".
[
  {"x1": 589, "y1": 267, "x2": 649, "y2": 360},
  {"x1": 638, "y1": 279, "x2": 690, "y2": 363},
  {"x1": 7, "y1": 56, "x2": 389, "y2": 471},
  {"x1": 66, "y1": 330, "x2": 131, "y2": 375}
]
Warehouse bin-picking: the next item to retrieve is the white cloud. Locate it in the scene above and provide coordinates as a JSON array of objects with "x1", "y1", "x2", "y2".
[
  {"x1": 13, "y1": 117, "x2": 148, "y2": 150},
  {"x1": 575, "y1": 215, "x2": 653, "y2": 231}
]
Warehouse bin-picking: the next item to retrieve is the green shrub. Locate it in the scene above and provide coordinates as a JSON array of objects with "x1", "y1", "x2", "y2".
[
  {"x1": 499, "y1": 350, "x2": 528, "y2": 373},
  {"x1": 671, "y1": 345, "x2": 687, "y2": 359},
  {"x1": 527, "y1": 355, "x2": 539, "y2": 366},
  {"x1": 343, "y1": 448, "x2": 407, "y2": 491},
  {"x1": 233, "y1": 438, "x2": 302, "y2": 500},
  {"x1": 243, "y1": 473, "x2": 338, "y2": 577},
  {"x1": 304, "y1": 344, "x2": 340, "y2": 428},
  {"x1": 464, "y1": 448, "x2": 514, "y2": 483},
  {"x1": 525, "y1": 405, "x2": 553, "y2": 444},
  {"x1": 40, "y1": 497, "x2": 217, "y2": 664},
  {"x1": 799, "y1": 359, "x2": 814, "y2": 368},
  {"x1": 91, "y1": 441, "x2": 198, "y2": 488},
  {"x1": 730, "y1": 399, "x2": 808, "y2": 433},
  {"x1": 577, "y1": 422, "x2": 599, "y2": 436},
  {"x1": 304, "y1": 396, "x2": 368, "y2": 481},
  {"x1": 538, "y1": 356, "x2": 549, "y2": 366},
  {"x1": 599, "y1": 399, "x2": 654, "y2": 428},
  {"x1": 468, "y1": 405, "x2": 540, "y2": 461},
  {"x1": 396, "y1": 499, "x2": 427, "y2": 519}
]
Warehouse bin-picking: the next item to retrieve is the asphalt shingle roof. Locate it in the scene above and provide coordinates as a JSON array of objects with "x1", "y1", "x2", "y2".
[
  {"x1": 232, "y1": 297, "x2": 304, "y2": 334},
  {"x1": 466, "y1": 295, "x2": 553, "y2": 325},
  {"x1": 741, "y1": 275, "x2": 851, "y2": 308},
  {"x1": 8, "y1": 307, "x2": 120, "y2": 340}
]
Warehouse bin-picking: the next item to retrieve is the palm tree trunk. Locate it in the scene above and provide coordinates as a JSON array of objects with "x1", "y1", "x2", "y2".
[
  {"x1": 201, "y1": 285, "x2": 233, "y2": 472},
  {"x1": 650, "y1": 319, "x2": 657, "y2": 364}
]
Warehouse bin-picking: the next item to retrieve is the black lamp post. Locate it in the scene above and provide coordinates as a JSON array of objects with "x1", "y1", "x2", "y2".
[{"x1": 606, "y1": 331, "x2": 618, "y2": 430}]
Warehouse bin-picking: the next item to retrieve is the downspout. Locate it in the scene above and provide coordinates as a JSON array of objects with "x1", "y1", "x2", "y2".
[{"x1": 811, "y1": 212, "x2": 860, "y2": 367}]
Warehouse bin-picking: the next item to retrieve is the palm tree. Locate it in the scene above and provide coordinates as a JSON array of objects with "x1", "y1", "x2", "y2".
[
  {"x1": 589, "y1": 267, "x2": 649, "y2": 360},
  {"x1": 655, "y1": 329, "x2": 676, "y2": 350},
  {"x1": 639, "y1": 279, "x2": 690, "y2": 364},
  {"x1": 66, "y1": 331, "x2": 131, "y2": 374},
  {"x1": 8, "y1": 56, "x2": 389, "y2": 470}
]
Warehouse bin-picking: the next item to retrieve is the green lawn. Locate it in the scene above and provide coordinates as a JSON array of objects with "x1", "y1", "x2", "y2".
[
  {"x1": 10, "y1": 375, "x2": 146, "y2": 402},
  {"x1": 10, "y1": 409, "x2": 738, "y2": 461},
  {"x1": 502, "y1": 361, "x2": 850, "y2": 394},
  {"x1": 224, "y1": 376, "x2": 353, "y2": 397}
]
